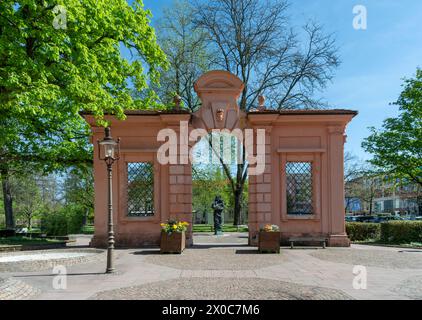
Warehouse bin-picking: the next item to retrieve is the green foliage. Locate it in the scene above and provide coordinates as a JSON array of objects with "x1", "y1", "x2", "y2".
[
  {"x1": 1, "y1": 1, "x2": 167, "y2": 228},
  {"x1": 81, "y1": 225, "x2": 94, "y2": 234},
  {"x1": 192, "y1": 165, "x2": 231, "y2": 215},
  {"x1": 63, "y1": 166, "x2": 94, "y2": 223},
  {"x1": 0, "y1": 0, "x2": 167, "y2": 177},
  {"x1": 41, "y1": 204, "x2": 85, "y2": 236},
  {"x1": 346, "y1": 221, "x2": 422, "y2": 244},
  {"x1": 346, "y1": 222, "x2": 381, "y2": 241},
  {"x1": 160, "y1": 219, "x2": 189, "y2": 234},
  {"x1": 0, "y1": 236, "x2": 62, "y2": 246},
  {"x1": 362, "y1": 69, "x2": 422, "y2": 187},
  {"x1": 380, "y1": 221, "x2": 422, "y2": 244},
  {"x1": 13, "y1": 172, "x2": 43, "y2": 229},
  {"x1": 193, "y1": 224, "x2": 249, "y2": 233}
]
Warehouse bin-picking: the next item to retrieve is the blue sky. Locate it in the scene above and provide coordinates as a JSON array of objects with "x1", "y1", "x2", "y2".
[{"x1": 142, "y1": 0, "x2": 422, "y2": 160}]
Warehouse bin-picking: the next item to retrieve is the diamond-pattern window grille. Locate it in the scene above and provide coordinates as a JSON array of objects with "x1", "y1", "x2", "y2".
[
  {"x1": 286, "y1": 162, "x2": 313, "y2": 215},
  {"x1": 127, "y1": 162, "x2": 155, "y2": 217}
]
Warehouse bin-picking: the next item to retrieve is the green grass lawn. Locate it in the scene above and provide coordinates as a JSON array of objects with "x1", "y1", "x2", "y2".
[
  {"x1": 193, "y1": 224, "x2": 248, "y2": 233},
  {"x1": 81, "y1": 225, "x2": 95, "y2": 234},
  {"x1": 0, "y1": 236, "x2": 63, "y2": 246},
  {"x1": 79, "y1": 225, "x2": 247, "y2": 234}
]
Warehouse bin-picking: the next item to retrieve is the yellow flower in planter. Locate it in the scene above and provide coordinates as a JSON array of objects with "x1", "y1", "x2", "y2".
[
  {"x1": 261, "y1": 224, "x2": 280, "y2": 232},
  {"x1": 161, "y1": 219, "x2": 190, "y2": 234}
]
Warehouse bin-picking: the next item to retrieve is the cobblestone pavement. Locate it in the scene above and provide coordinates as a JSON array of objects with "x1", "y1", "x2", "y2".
[
  {"x1": 310, "y1": 247, "x2": 422, "y2": 269},
  {"x1": 91, "y1": 277, "x2": 353, "y2": 300},
  {"x1": 391, "y1": 275, "x2": 422, "y2": 300},
  {"x1": 0, "y1": 277, "x2": 40, "y2": 300},
  {"x1": 0, "y1": 235, "x2": 421, "y2": 300},
  {"x1": 193, "y1": 232, "x2": 249, "y2": 245},
  {"x1": 143, "y1": 248, "x2": 288, "y2": 270}
]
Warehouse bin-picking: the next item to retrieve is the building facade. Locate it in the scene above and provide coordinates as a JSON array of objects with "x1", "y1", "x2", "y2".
[{"x1": 84, "y1": 70, "x2": 357, "y2": 247}]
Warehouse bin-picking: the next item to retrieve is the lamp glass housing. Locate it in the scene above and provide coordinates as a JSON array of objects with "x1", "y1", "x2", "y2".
[{"x1": 100, "y1": 140, "x2": 117, "y2": 159}]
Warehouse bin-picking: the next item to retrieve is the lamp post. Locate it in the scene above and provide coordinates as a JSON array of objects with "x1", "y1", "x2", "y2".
[{"x1": 98, "y1": 127, "x2": 120, "y2": 274}]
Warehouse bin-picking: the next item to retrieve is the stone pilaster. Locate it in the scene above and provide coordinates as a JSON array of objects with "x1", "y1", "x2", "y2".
[
  {"x1": 169, "y1": 164, "x2": 193, "y2": 246},
  {"x1": 327, "y1": 126, "x2": 350, "y2": 247},
  {"x1": 249, "y1": 126, "x2": 273, "y2": 245}
]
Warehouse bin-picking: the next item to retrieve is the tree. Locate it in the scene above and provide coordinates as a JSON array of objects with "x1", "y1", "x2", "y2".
[
  {"x1": 155, "y1": 0, "x2": 215, "y2": 111},
  {"x1": 190, "y1": 0, "x2": 339, "y2": 225},
  {"x1": 14, "y1": 173, "x2": 43, "y2": 230},
  {"x1": 62, "y1": 167, "x2": 94, "y2": 225},
  {"x1": 344, "y1": 152, "x2": 364, "y2": 213},
  {"x1": 0, "y1": 0, "x2": 167, "y2": 228},
  {"x1": 347, "y1": 168, "x2": 379, "y2": 215},
  {"x1": 363, "y1": 69, "x2": 422, "y2": 188},
  {"x1": 192, "y1": 165, "x2": 230, "y2": 222}
]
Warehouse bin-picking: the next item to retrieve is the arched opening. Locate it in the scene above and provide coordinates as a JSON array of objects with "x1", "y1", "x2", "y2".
[{"x1": 191, "y1": 131, "x2": 249, "y2": 246}]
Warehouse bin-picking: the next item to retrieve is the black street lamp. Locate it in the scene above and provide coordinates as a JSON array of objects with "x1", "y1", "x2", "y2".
[{"x1": 98, "y1": 127, "x2": 120, "y2": 274}]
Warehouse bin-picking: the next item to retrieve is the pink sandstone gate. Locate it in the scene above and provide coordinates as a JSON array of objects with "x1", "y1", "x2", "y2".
[{"x1": 84, "y1": 70, "x2": 357, "y2": 248}]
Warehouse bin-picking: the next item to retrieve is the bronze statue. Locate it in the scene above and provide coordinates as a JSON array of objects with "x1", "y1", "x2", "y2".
[{"x1": 211, "y1": 195, "x2": 224, "y2": 235}]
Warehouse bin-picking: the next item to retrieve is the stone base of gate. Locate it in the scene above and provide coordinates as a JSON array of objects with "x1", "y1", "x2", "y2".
[
  {"x1": 327, "y1": 234, "x2": 351, "y2": 247},
  {"x1": 90, "y1": 233, "x2": 194, "y2": 248}
]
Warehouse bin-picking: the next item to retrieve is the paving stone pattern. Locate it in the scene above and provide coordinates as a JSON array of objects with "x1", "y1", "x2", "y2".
[{"x1": 91, "y1": 277, "x2": 353, "y2": 300}]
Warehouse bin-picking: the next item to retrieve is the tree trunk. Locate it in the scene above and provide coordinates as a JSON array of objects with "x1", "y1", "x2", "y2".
[
  {"x1": 28, "y1": 214, "x2": 32, "y2": 232},
  {"x1": 1, "y1": 168, "x2": 14, "y2": 229},
  {"x1": 83, "y1": 208, "x2": 89, "y2": 226},
  {"x1": 233, "y1": 188, "x2": 243, "y2": 226}
]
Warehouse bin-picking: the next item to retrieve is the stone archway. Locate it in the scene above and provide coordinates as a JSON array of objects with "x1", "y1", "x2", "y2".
[
  {"x1": 188, "y1": 71, "x2": 254, "y2": 244},
  {"x1": 85, "y1": 70, "x2": 356, "y2": 248}
]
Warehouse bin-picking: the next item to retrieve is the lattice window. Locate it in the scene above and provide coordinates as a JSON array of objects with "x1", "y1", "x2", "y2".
[
  {"x1": 286, "y1": 162, "x2": 313, "y2": 215},
  {"x1": 127, "y1": 162, "x2": 155, "y2": 217}
]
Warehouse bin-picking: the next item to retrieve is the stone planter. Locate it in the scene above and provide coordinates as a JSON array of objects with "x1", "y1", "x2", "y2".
[
  {"x1": 160, "y1": 231, "x2": 186, "y2": 254},
  {"x1": 258, "y1": 231, "x2": 281, "y2": 253}
]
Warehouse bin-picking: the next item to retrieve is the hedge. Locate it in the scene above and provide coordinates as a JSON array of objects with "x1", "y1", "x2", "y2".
[
  {"x1": 380, "y1": 221, "x2": 422, "y2": 244},
  {"x1": 41, "y1": 205, "x2": 86, "y2": 236},
  {"x1": 346, "y1": 222, "x2": 381, "y2": 241}
]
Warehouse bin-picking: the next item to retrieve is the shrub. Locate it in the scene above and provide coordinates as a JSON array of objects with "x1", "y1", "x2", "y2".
[
  {"x1": 41, "y1": 210, "x2": 68, "y2": 236},
  {"x1": 41, "y1": 205, "x2": 86, "y2": 236},
  {"x1": 380, "y1": 221, "x2": 422, "y2": 244},
  {"x1": 346, "y1": 222, "x2": 380, "y2": 241}
]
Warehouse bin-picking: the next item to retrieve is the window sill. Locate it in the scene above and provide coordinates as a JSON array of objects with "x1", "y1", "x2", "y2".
[
  {"x1": 120, "y1": 216, "x2": 157, "y2": 223},
  {"x1": 284, "y1": 214, "x2": 319, "y2": 221}
]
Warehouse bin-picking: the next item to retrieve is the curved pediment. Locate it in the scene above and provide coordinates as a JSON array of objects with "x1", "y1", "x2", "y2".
[
  {"x1": 192, "y1": 70, "x2": 246, "y2": 131},
  {"x1": 194, "y1": 70, "x2": 244, "y2": 97}
]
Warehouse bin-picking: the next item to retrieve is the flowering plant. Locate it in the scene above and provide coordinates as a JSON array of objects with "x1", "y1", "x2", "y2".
[
  {"x1": 260, "y1": 224, "x2": 280, "y2": 232},
  {"x1": 161, "y1": 219, "x2": 189, "y2": 234}
]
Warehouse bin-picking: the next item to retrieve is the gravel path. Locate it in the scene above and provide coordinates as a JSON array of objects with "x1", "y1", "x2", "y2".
[
  {"x1": 90, "y1": 277, "x2": 353, "y2": 300},
  {"x1": 0, "y1": 252, "x2": 96, "y2": 263},
  {"x1": 0, "y1": 248, "x2": 105, "y2": 272},
  {"x1": 310, "y1": 248, "x2": 422, "y2": 269}
]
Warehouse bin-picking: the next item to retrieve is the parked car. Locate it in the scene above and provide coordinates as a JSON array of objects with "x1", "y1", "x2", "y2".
[
  {"x1": 345, "y1": 215, "x2": 403, "y2": 223},
  {"x1": 345, "y1": 216, "x2": 359, "y2": 222}
]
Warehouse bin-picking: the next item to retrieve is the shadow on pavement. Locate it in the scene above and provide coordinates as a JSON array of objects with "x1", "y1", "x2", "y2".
[{"x1": 13, "y1": 272, "x2": 107, "y2": 278}]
